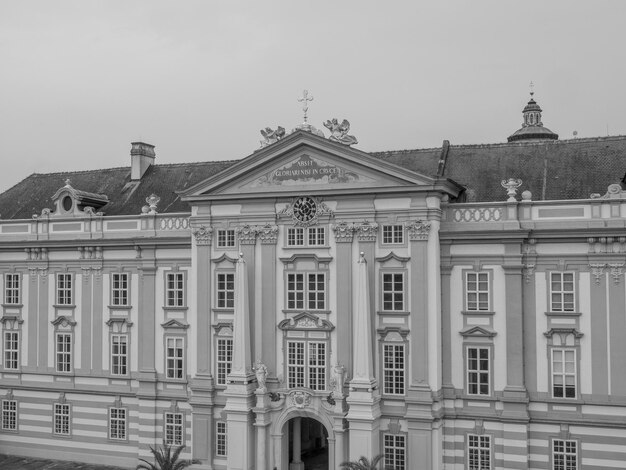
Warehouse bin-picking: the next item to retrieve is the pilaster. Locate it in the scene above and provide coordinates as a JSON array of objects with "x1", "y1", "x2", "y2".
[
  {"x1": 332, "y1": 221, "x2": 354, "y2": 377},
  {"x1": 258, "y1": 224, "x2": 278, "y2": 373}
]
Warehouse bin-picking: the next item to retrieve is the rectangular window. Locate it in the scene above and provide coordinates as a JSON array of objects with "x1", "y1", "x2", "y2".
[
  {"x1": 54, "y1": 403, "x2": 70, "y2": 435},
  {"x1": 111, "y1": 334, "x2": 128, "y2": 376},
  {"x1": 166, "y1": 272, "x2": 185, "y2": 307},
  {"x1": 382, "y1": 273, "x2": 404, "y2": 311},
  {"x1": 466, "y1": 272, "x2": 489, "y2": 311},
  {"x1": 552, "y1": 349, "x2": 576, "y2": 399},
  {"x1": 217, "y1": 229, "x2": 236, "y2": 248},
  {"x1": 382, "y1": 225, "x2": 404, "y2": 245},
  {"x1": 383, "y1": 343, "x2": 405, "y2": 395},
  {"x1": 1, "y1": 400, "x2": 17, "y2": 431},
  {"x1": 164, "y1": 412, "x2": 183, "y2": 446},
  {"x1": 3, "y1": 332, "x2": 19, "y2": 371},
  {"x1": 287, "y1": 273, "x2": 305, "y2": 310},
  {"x1": 308, "y1": 227, "x2": 325, "y2": 246},
  {"x1": 553, "y1": 439, "x2": 577, "y2": 470},
  {"x1": 216, "y1": 421, "x2": 227, "y2": 457},
  {"x1": 56, "y1": 333, "x2": 72, "y2": 373},
  {"x1": 468, "y1": 434, "x2": 491, "y2": 470},
  {"x1": 216, "y1": 338, "x2": 233, "y2": 385},
  {"x1": 4, "y1": 273, "x2": 20, "y2": 305},
  {"x1": 217, "y1": 273, "x2": 235, "y2": 308},
  {"x1": 551, "y1": 273, "x2": 575, "y2": 312},
  {"x1": 307, "y1": 273, "x2": 325, "y2": 310},
  {"x1": 166, "y1": 337, "x2": 184, "y2": 379},
  {"x1": 109, "y1": 407, "x2": 127, "y2": 440},
  {"x1": 467, "y1": 347, "x2": 490, "y2": 395},
  {"x1": 56, "y1": 273, "x2": 72, "y2": 305},
  {"x1": 112, "y1": 273, "x2": 129, "y2": 306},
  {"x1": 383, "y1": 434, "x2": 406, "y2": 470},
  {"x1": 287, "y1": 228, "x2": 304, "y2": 246},
  {"x1": 287, "y1": 341, "x2": 326, "y2": 390}
]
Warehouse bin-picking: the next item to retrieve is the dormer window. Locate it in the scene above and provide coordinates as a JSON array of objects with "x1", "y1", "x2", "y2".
[
  {"x1": 46, "y1": 180, "x2": 109, "y2": 217},
  {"x1": 62, "y1": 195, "x2": 73, "y2": 212}
]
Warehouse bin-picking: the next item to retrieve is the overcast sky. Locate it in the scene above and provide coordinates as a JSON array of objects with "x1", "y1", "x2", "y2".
[{"x1": 0, "y1": 1, "x2": 625, "y2": 193}]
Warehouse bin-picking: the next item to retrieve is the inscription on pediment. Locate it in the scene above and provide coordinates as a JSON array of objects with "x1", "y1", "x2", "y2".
[{"x1": 249, "y1": 154, "x2": 376, "y2": 188}]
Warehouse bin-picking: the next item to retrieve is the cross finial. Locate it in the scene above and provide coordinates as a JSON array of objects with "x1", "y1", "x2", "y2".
[
  {"x1": 64, "y1": 178, "x2": 71, "y2": 186},
  {"x1": 298, "y1": 89, "x2": 314, "y2": 124},
  {"x1": 529, "y1": 81, "x2": 534, "y2": 97}
]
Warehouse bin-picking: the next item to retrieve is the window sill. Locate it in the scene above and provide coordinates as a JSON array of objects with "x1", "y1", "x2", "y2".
[
  {"x1": 545, "y1": 311, "x2": 582, "y2": 317},
  {"x1": 282, "y1": 309, "x2": 331, "y2": 315},
  {"x1": 212, "y1": 308, "x2": 234, "y2": 313},
  {"x1": 162, "y1": 306, "x2": 188, "y2": 311},
  {"x1": 462, "y1": 394, "x2": 494, "y2": 401},
  {"x1": 108, "y1": 305, "x2": 132, "y2": 310},
  {"x1": 283, "y1": 245, "x2": 330, "y2": 250},
  {"x1": 462, "y1": 310, "x2": 495, "y2": 316},
  {"x1": 377, "y1": 310, "x2": 410, "y2": 316},
  {"x1": 1, "y1": 304, "x2": 23, "y2": 309},
  {"x1": 53, "y1": 304, "x2": 76, "y2": 309}
]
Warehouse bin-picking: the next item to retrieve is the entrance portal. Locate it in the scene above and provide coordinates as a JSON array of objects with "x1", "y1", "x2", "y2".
[{"x1": 287, "y1": 417, "x2": 329, "y2": 470}]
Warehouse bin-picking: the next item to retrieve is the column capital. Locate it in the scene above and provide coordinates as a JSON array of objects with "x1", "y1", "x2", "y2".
[
  {"x1": 406, "y1": 220, "x2": 431, "y2": 241},
  {"x1": 332, "y1": 220, "x2": 356, "y2": 243},
  {"x1": 237, "y1": 224, "x2": 257, "y2": 245},
  {"x1": 192, "y1": 225, "x2": 213, "y2": 245},
  {"x1": 257, "y1": 224, "x2": 279, "y2": 245},
  {"x1": 355, "y1": 220, "x2": 378, "y2": 242}
]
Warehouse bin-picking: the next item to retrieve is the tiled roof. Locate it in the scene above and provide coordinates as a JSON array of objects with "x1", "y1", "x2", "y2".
[
  {"x1": 372, "y1": 136, "x2": 626, "y2": 202},
  {"x1": 1, "y1": 135, "x2": 625, "y2": 219}
]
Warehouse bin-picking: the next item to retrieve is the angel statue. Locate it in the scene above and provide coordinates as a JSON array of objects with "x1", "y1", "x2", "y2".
[
  {"x1": 260, "y1": 126, "x2": 286, "y2": 148},
  {"x1": 323, "y1": 118, "x2": 358, "y2": 146}
]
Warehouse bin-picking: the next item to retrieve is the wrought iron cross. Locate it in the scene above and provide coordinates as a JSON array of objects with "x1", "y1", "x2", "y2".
[
  {"x1": 529, "y1": 81, "x2": 534, "y2": 97},
  {"x1": 298, "y1": 89, "x2": 314, "y2": 124}
]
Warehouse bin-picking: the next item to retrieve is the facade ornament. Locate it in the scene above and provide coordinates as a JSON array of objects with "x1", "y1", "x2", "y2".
[
  {"x1": 501, "y1": 178, "x2": 523, "y2": 202},
  {"x1": 257, "y1": 224, "x2": 279, "y2": 244},
  {"x1": 589, "y1": 263, "x2": 606, "y2": 285},
  {"x1": 523, "y1": 264, "x2": 536, "y2": 283},
  {"x1": 32, "y1": 208, "x2": 51, "y2": 220},
  {"x1": 609, "y1": 263, "x2": 624, "y2": 285},
  {"x1": 332, "y1": 220, "x2": 356, "y2": 243},
  {"x1": 323, "y1": 118, "x2": 358, "y2": 145},
  {"x1": 254, "y1": 360, "x2": 268, "y2": 392},
  {"x1": 289, "y1": 390, "x2": 312, "y2": 409},
  {"x1": 355, "y1": 220, "x2": 379, "y2": 242},
  {"x1": 332, "y1": 363, "x2": 345, "y2": 395},
  {"x1": 406, "y1": 220, "x2": 431, "y2": 241},
  {"x1": 192, "y1": 225, "x2": 213, "y2": 246},
  {"x1": 236, "y1": 224, "x2": 257, "y2": 245},
  {"x1": 277, "y1": 196, "x2": 334, "y2": 227},
  {"x1": 260, "y1": 126, "x2": 286, "y2": 148},
  {"x1": 590, "y1": 183, "x2": 626, "y2": 199},
  {"x1": 145, "y1": 194, "x2": 160, "y2": 214}
]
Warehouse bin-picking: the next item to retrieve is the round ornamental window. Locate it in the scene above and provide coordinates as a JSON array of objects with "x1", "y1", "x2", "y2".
[
  {"x1": 62, "y1": 195, "x2": 73, "y2": 211},
  {"x1": 292, "y1": 197, "x2": 317, "y2": 223}
]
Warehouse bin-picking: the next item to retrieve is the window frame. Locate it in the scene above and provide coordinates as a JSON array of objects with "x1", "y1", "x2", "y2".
[
  {"x1": 551, "y1": 347, "x2": 577, "y2": 400},
  {"x1": 286, "y1": 272, "x2": 326, "y2": 311},
  {"x1": 56, "y1": 273, "x2": 73, "y2": 306},
  {"x1": 381, "y1": 224, "x2": 404, "y2": 246},
  {"x1": 53, "y1": 402, "x2": 71, "y2": 436},
  {"x1": 549, "y1": 272, "x2": 576, "y2": 313},
  {"x1": 285, "y1": 226, "x2": 327, "y2": 247},
  {"x1": 383, "y1": 433, "x2": 406, "y2": 470},
  {"x1": 165, "y1": 271, "x2": 186, "y2": 308},
  {"x1": 216, "y1": 337, "x2": 233, "y2": 386},
  {"x1": 552, "y1": 438, "x2": 578, "y2": 470},
  {"x1": 382, "y1": 342, "x2": 406, "y2": 396},
  {"x1": 111, "y1": 273, "x2": 130, "y2": 307},
  {"x1": 4, "y1": 273, "x2": 21, "y2": 305},
  {"x1": 216, "y1": 229, "x2": 236, "y2": 249},
  {"x1": 3, "y1": 331, "x2": 19, "y2": 371},
  {"x1": 464, "y1": 271, "x2": 491, "y2": 312},
  {"x1": 1, "y1": 399, "x2": 17, "y2": 432},
  {"x1": 467, "y1": 433, "x2": 492, "y2": 470},
  {"x1": 110, "y1": 333, "x2": 129, "y2": 377},
  {"x1": 109, "y1": 406, "x2": 127, "y2": 441},
  {"x1": 216, "y1": 272, "x2": 235, "y2": 309},
  {"x1": 465, "y1": 345, "x2": 491, "y2": 396},
  {"x1": 381, "y1": 271, "x2": 405, "y2": 312},
  {"x1": 165, "y1": 336, "x2": 185, "y2": 381},
  {"x1": 286, "y1": 339, "x2": 328, "y2": 391},
  {"x1": 215, "y1": 421, "x2": 227, "y2": 457},
  {"x1": 164, "y1": 411, "x2": 184, "y2": 446},
  {"x1": 55, "y1": 332, "x2": 73, "y2": 373}
]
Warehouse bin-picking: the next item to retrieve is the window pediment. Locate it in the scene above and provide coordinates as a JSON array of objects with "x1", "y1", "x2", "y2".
[
  {"x1": 51, "y1": 315, "x2": 76, "y2": 329},
  {"x1": 376, "y1": 252, "x2": 410, "y2": 266},
  {"x1": 278, "y1": 312, "x2": 334, "y2": 331},
  {"x1": 161, "y1": 319, "x2": 189, "y2": 330},
  {"x1": 459, "y1": 326, "x2": 496, "y2": 338}
]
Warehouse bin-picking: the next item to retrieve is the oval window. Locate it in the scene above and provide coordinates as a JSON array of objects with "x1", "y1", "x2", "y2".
[{"x1": 62, "y1": 195, "x2": 73, "y2": 211}]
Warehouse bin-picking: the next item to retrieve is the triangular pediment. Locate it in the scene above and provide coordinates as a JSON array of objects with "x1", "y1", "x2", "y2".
[{"x1": 181, "y1": 131, "x2": 453, "y2": 201}]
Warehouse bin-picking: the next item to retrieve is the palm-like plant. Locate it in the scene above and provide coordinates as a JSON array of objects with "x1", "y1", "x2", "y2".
[
  {"x1": 136, "y1": 445, "x2": 198, "y2": 470},
  {"x1": 340, "y1": 454, "x2": 389, "y2": 470}
]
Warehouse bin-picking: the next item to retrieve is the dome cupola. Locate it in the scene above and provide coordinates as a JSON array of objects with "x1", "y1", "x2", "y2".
[{"x1": 507, "y1": 83, "x2": 558, "y2": 142}]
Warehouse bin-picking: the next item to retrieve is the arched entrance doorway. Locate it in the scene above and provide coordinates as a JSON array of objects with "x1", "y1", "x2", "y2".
[{"x1": 285, "y1": 417, "x2": 329, "y2": 470}]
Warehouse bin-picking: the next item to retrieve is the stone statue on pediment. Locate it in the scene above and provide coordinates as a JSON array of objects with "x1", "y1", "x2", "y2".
[
  {"x1": 260, "y1": 126, "x2": 286, "y2": 148},
  {"x1": 324, "y1": 118, "x2": 358, "y2": 145}
]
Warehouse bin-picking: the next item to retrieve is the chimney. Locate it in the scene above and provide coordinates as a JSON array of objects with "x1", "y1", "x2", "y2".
[{"x1": 130, "y1": 142, "x2": 156, "y2": 180}]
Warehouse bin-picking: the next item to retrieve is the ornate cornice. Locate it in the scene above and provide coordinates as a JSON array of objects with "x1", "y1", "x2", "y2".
[
  {"x1": 406, "y1": 220, "x2": 431, "y2": 241},
  {"x1": 278, "y1": 312, "x2": 335, "y2": 332}
]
